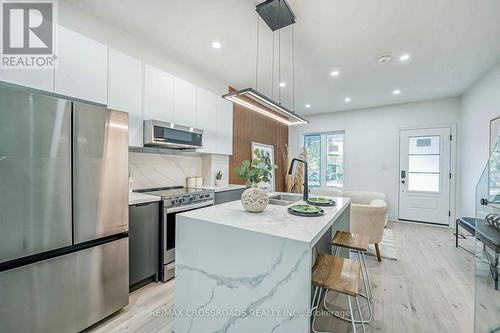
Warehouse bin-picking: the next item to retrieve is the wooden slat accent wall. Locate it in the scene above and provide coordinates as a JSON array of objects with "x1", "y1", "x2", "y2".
[{"x1": 229, "y1": 92, "x2": 289, "y2": 192}]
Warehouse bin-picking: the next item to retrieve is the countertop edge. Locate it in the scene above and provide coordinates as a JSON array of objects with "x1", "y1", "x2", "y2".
[
  {"x1": 195, "y1": 185, "x2": 246, "y2": 193},
  {"x1": 178, "y1": 195, "x2": 351, "y2": 245},
  {"x1": 128, "y1": 193, "x2": 162, "y2": 206}
]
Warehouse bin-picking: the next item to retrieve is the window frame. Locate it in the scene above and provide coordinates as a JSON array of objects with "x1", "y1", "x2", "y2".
[
  {"x1": 303, "y1": 130, "x2": 345, "y2": 189},
  {"x1": 303, "y1": 133, "x2": 322, "y2": 188}
]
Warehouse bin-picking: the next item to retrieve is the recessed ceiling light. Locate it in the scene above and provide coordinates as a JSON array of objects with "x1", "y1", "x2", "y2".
[
  {"x1": 399, "y1": 54, "x2": 411, "y2": 61},
  {"x1": 279, "y1": 82, "x2": 286, "y2": 87},
  {"x1": 331, "y1": 70, "x2": 340, "y2": 77},
  {"x1": 393, "y1": 89, "x2": 401, "y2": 95},
  {"x1": 212, "y1": 41, "x2": 222, "y2": 49},
  {"x1": 344, "y1": 97, "x2": 351, "y2": 102},
  {"x1": 305, "y1": 104, "x2": 311, "y2": 108}
]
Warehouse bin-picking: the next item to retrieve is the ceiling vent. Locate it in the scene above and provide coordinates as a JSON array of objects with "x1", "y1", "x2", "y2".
[{"x1": 377, "y1": 54, "x2": 393, "y2": 64}]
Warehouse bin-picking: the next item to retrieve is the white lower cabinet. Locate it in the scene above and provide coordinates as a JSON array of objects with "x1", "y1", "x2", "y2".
[
  {"x1": 55, "y1": 25, "x2": 108, "y2": 104},
  {"x1": 108, "y1": 49, "x2": 143, "y2": 147}
]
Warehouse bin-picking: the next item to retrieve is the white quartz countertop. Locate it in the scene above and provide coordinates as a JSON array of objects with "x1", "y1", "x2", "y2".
[
  {"x1": 194, "y1": 184, "x2": 246, "y2": 193},
  {"x1": 178, "y1": 193, "x2": 351, "y2": 245},
  {"x1": 128, "y1": 192, "x2": 161, "y2": 205}
]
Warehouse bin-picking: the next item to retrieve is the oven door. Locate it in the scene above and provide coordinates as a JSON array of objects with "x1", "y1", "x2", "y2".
[{"x1": 163, "y1": 201, "x2": 214, "y2": 266}]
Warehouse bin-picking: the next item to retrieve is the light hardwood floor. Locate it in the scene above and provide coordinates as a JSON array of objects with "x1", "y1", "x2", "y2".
[{"x1": 86, "y1": 222, "x2": 474, "y2": 333}]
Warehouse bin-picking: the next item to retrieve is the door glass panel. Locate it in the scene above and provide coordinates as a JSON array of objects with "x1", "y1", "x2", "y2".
[
  {"x1": 408, "y1": 135, "x2": 440, "y2": 192},
  {"x1": 304, "y1": 134, "x2": 321, "y2": 187},
  {"x1": 326, "y1": 133, "x2": 344, "y2": 187},
  {"x1": 409, "y1": 155, "x2": 440, "y2": 173},
  {"x1": 408, "y1": 173, "x2": 440, "y2": 192},
  {"x1": 409, "y1": 136, "x2": 440, "y2": 154}
]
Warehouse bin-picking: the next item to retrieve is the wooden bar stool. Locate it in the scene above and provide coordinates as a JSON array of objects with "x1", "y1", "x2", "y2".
[
  {"x1": 328, "y1": 231, "x2": 373, "y2": 322},
  {"x1": 311, "y1": 254, "x2": 367, "y2": 333}
]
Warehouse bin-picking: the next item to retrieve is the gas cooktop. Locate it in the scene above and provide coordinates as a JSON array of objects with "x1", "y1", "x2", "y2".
[
  {"x1": 135, "y1": 186, "x2": 214, "y2": 208},
  {"x1": 136, "y1": 186, "x2": 207, "y2": 199}
]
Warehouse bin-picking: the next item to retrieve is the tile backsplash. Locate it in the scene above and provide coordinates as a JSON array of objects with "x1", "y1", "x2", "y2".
[{"x1": 129, "y1": 152, "x2": 203, "y2": 189}]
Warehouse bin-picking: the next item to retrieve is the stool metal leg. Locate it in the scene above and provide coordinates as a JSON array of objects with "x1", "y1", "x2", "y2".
[
  {"x1": 311, "y1": 287, "x2": 332, "y2": 333},
  {"x1": 355, "y1": 296, "x2": 367, "y2": 333},
  {"x1": 356, "y1": 251, "x2": 373, "y2": 323},
  {"x1": 312, "y1": 286, "x2": 319, "y2": 309},
  {"x1": 360, "y1": 252, "x2": 373, "y2": 301},
  {"x1": 347, "y1": 296, "x2": 357, "y2": 333},
  {"x1": 358, "y1": 251, "x2": 369, "y2": 298},
  {"x1": 324, "y1": 253, "x2": 373, "y2": 324},
  {"x1": 323, "y1": 288, "x2": 330, "y2": 311}
]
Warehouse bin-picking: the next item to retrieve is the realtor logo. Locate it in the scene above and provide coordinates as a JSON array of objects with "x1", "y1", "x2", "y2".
[{"x1": 1, "y1": 0, "x2": 57, "y2": 69}]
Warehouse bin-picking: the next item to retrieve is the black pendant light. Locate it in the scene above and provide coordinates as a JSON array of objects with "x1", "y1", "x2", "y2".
[{"x1": 222, "y1": 0, "x2": 308, "y2": 126}]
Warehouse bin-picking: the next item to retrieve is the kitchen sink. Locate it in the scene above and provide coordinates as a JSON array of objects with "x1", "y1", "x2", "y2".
[{"x1": 268, "y1": 193, "x2": 302, "y2": 206}]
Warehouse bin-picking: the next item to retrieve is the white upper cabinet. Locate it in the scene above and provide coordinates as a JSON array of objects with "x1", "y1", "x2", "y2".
[
  {"x1": 108, "y1": 48, "x2": 143, "y2": 147},
  {"x1": 0, "y1": 68, "x2": 54, "y2": 92},
  {"x1": 55, "y1": 25, "x2": 108, "y2": 104},
  {"x1": 173, "y1": 77, "x2": 197, "y2": 128},
  {"x1": 196, "y1": 87, "x2": 217, "y2": 153},
  {"x1": 143, "y1": 64, "x2": 173, "y2": 123},
  {"x1": 216, "y1": 98, "x2": 233, "y2": 155}
]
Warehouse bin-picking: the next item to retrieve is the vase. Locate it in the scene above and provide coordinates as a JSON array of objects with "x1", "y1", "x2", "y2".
[
  {"x1": 241, "y1": 186, "x2": 269, "y2": 213},
  {"x1": 215, "y1": 179, "x2": 222, "y2": 187}
]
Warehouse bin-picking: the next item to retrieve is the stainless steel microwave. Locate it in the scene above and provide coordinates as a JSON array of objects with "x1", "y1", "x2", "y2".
[{"x1": 143, "y1": 120, "x2": 203, "y2": 149}]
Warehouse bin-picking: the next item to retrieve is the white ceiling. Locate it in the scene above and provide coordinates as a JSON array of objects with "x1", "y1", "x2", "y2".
[{"x1": 65, "y1": 0, "x2": 500, "y2": 115}]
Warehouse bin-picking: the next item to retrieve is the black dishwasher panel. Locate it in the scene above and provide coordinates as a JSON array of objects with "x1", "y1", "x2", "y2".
[
  {"x1": 214, "y1": 188, "x2": 245, "y2": 205},
  {"x1": 129, "y1": 201, "x2": 160, "y2": 291}
]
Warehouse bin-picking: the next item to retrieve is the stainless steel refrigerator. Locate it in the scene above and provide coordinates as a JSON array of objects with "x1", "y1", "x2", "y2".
[{"x1": 0, "y1": 84, "x2": 129, "y2": 333}]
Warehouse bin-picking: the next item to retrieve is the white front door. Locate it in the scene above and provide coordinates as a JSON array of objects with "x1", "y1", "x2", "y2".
[{"x1": 398, "y1": 127, "x2": 451, "y2": 225}]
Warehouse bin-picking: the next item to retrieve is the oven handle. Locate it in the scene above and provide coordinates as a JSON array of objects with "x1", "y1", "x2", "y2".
[{"x1": 165, "y1": 200, "x2": 214, "y2": 214}]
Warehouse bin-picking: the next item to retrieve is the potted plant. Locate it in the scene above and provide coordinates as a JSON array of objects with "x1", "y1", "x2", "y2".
[
  {"x1": 234, "y1": 149, "x2": 277, "y2": 212},
  {"x1": 215, "y1": 170, "x2": 223, "y2": 187}
]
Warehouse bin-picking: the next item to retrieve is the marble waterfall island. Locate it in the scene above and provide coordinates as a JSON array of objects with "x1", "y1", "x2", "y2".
[{"x1": 175, "y1": 194, "x2": 351, "y2": 333}]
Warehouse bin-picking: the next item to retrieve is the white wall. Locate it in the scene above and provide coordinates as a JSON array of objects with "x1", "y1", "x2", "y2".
[
  {"x1": 459, "y1": 62, "x2": 500, "y2": 217},
  {"x1": 202, "y1": 155, "x2": 230, "y2": 186},
  {"x1": 289, "y1": 98, "x2": 461, "y2": 219},
  {"x1": 58, "y1": 1, "x2": 228, "y2": 95}
]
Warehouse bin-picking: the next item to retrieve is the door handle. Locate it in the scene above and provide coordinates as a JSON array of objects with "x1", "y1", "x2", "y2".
[{"x1": 401, "y1": 180, "x2": 406, "y2": 184}]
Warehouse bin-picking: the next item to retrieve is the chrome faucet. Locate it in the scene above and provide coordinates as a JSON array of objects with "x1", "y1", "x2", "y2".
[{"x1": 288, "y1": 158, "x2": 308, "y2": 202}]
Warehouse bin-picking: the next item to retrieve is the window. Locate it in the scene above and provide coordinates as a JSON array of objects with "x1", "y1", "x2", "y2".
[
  {"x1": 408, "y1": 135, "x2": 440, "y2": 192},
  {"x1": 304, "y1": 131, "x2": 345, "y2": 188},
  {"x1": 304, "y1": 134, "x2": 321, "y2": 187}
]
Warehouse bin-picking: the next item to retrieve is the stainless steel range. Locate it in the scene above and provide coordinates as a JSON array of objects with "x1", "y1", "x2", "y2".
[{"x1": 136, "y1": 186, "x2": 214, "y2": 281}]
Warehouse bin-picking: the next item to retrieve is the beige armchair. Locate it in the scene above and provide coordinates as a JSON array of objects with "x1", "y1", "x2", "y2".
[{"x1": 310, "y1": 189, "x2": 389, "y2": 261}]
